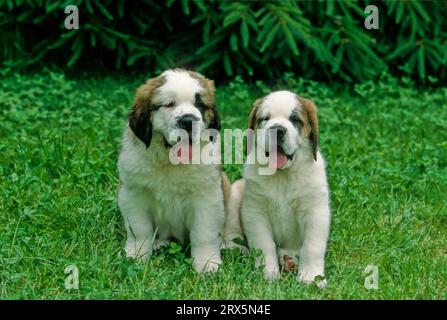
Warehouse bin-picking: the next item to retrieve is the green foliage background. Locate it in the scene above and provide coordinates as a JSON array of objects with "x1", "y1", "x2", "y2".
[{"x1": 1, "y1": 0, "x2": 446, "y2": 83}]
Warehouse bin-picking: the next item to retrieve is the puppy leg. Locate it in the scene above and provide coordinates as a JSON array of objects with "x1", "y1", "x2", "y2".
[
  {"x1": 190, "y1": 197, "x2": 224, "y2": 273},
  {"x1": 222, "y1": 179, "x2": 248, "y2": 254},
  {"x1": 118, "y1": 185, "x2": 153, "y2": 260},
  {"x1": 297, "y1": 205, "x2": 330, "y2": 288},
  {"x1": 223, "y1": 179, "x2": 245, "y2": 241},
  {"x1": 244, "y1": 213, "x2": 279, "y2": 281}
]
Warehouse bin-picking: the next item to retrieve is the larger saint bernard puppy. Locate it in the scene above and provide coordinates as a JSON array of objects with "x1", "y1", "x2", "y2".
[
  {"x1": 231, "y1": 90, "x2": 330, "y2": 287},
  {"x1": 118, "y1": 69, "x2": 235, "y2": 273}
]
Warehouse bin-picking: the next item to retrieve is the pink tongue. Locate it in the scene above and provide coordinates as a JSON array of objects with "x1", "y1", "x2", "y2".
[
  {"x1": 175, "y1": 142, "x2": 193, "y2": 164},
  {"x1": 268, "y1": 148, "x2": 288, "y2": 169}
]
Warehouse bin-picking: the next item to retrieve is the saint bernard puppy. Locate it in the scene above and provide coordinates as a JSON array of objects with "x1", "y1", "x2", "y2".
[
  {"x1": 231, "y1": 90, "x2": 331, "y2": 287},
  {"x1": 117, "y1": 69, "x2": 235, "y2": 273}
]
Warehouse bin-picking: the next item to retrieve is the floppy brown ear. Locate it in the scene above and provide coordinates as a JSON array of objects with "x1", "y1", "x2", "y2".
[
  {"x1": 203, "y1": 79, "x2": 216, "y2": 101},
  {"x1": 300, "y1": 98, "x2": 319, "y2": 161},
  {"x1": 208, "y1": 107, "x2": 221, "y2": 131},
  {"x1": 247, "y1": 98, "x2": 263, "y2": 155},
  {"x1": 248, "y1": 99, "x2": 262, "y2": 130},
  {"x1": 204, "y1": 79, "x2": 220, "y2": 131},
  {"x1": 129, "y1": 106, "x2": 152, "y2": 148},
  {"x1": 128, "y1": 76, "x2": 164, "y2": 148}
]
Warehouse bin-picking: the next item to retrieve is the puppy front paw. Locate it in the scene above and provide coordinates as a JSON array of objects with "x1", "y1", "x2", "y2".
[
  {"x1": 124, "y1": 240, "x2": 152, "y2": 261},
  {"x1": 264, "y1": 265, "x2": 280, "y2": 281},
  {"x1": 193, "y1": 256, "x2": 222, "y2": 273},
  {"x1": 221, "y1": 239, "x2": 249, "y2": 255},
  {"x1": 152, "y1": 239, "x2": 170, "y2": 251},
  {"x1": 298, "y1": 267, "x2": 327, "y2": 288}
]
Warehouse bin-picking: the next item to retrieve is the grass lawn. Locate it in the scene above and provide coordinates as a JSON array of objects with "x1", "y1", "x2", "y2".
[{"x1": 0, "y1": 72, "x2": 446, "y2": 299}]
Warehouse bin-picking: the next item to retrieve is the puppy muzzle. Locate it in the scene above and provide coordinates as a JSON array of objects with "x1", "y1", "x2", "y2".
[{"x1": 177, "y1": 114, "x2": 200, "y2": 136}]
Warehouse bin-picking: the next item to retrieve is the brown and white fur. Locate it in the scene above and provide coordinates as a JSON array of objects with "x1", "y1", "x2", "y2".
[
  {"x1": 230, "y1": 90, "x2": 330, "y2": 287},
  {"x1": 117, "y1": 69, "x2": 236, "y2": 273}
]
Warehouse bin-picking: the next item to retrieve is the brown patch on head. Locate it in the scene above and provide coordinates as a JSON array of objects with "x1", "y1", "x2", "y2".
[
  {"x1": 128, "y1": 75, "x2": 166, "y2": 147},
  {"x1": 186, "y1": 70, "x2": 220, "y2": 131},
  {"x1": 187, "y1": 70, "x2": 215, "y2": 106},
  {"x1": 296, "y1": 96, "x2": 319, "y2": 161}
]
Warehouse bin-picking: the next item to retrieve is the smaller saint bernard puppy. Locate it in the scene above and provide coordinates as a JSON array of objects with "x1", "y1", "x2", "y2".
[
  {"x1": 231, "y1": 90, "x2": 331, "y2": 287},
  {"x1": 117, "y1": 69, "x2": 236, "y2": 273}
]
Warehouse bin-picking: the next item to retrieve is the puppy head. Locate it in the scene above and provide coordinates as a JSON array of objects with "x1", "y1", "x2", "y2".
[
  {"x1": 248, "y1": 90, "x2": 318, "y2": 169},
  {"x1": 128, "y1": 69, "x2": 220, "y2": 149}
]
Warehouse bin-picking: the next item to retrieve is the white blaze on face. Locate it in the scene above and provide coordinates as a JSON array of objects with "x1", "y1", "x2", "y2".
[
  {"x1": 157, "y1": 70, "x2": 203, "y2": 103},
  {"x1": 258, "y1": 91, "x2": 300, "y2": 169}
]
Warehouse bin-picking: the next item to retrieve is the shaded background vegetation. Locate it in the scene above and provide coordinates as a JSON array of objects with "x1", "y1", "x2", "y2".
[{"x1": 1, "y1": 0, "x2": 446, "y2": 84}]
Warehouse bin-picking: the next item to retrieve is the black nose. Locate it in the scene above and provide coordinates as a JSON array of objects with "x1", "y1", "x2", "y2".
[
  {"x1": 270, "y1": 125, "x2": 287, "y2": 140},
  {"x1": 177, "y1": 114, "x2": 199, "y2": 133}
]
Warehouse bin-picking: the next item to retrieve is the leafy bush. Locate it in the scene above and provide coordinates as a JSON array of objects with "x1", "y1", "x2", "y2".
[{"x1": 1, "y1": 0, "x2": 446, "y2": 83}]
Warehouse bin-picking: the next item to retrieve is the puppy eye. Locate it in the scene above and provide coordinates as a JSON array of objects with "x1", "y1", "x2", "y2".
[
  {"x1": 261, "y1": 116, "x2": 270, "y2": 122},
  {"x1": 290, "y1": 115, "x2": 302, "y2": 125},
  {"x1": 165, "y1": 101, "x2": 175, "y2": 108}
]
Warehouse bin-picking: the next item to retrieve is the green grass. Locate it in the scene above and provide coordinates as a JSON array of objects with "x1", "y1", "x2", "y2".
[{"x1": 0, "y1": 72, "x2": 446, "y2": 299}]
